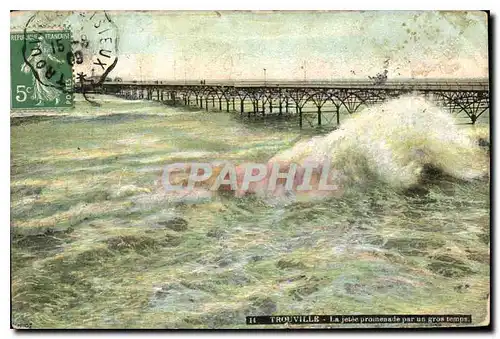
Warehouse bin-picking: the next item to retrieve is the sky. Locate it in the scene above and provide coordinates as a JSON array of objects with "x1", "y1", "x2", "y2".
[{"x1": 11, "y1": 10, "x2": 489, "y2": 81}]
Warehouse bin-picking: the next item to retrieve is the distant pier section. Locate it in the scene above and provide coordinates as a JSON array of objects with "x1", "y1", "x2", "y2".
[{"x1": 88, "y1": 78, "x2": 489, "y2": 127}]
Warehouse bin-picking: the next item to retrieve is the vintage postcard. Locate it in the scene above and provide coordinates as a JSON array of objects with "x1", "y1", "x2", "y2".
[{"x1": 10, "y1": 10, "x2": 490, "y2": 329}]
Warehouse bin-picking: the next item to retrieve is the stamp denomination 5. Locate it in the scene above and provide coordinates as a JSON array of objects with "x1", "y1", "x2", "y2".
[{"x1": 11, "y1": 29, "x2": 74, "y2": 109}]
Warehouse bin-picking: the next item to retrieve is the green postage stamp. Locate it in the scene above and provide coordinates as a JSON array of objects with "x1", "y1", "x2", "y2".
[{"x1": 10, "y1": 30, "x2": 74, "y2": 109}]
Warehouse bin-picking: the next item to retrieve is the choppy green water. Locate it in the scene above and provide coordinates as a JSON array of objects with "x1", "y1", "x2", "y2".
[{"x1": 11, "y1": 95, "x2": 490, "y2": 328}]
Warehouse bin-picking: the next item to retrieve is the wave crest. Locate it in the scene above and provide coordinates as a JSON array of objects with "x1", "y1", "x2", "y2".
[{"x1": 270, "y1": 95, "x2": 488, "y2": 190}]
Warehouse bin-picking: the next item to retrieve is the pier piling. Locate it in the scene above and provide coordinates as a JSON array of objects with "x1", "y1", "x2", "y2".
[{"x1": 98, "y1": 79, "x2": 489, "y2": 126}]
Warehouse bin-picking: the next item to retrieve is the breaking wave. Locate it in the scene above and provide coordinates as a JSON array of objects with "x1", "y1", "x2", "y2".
[{"x1": 270, "y1": 95, "x2": 489, "y2": 191}]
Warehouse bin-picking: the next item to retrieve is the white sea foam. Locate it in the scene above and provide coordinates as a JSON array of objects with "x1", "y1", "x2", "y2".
[{"x1": 270, "y1": 95, "x2": 488, "y2": 189}]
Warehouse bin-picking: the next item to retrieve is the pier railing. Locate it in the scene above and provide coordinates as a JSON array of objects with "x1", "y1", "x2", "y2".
[{"x1": 94, "y1": 78, "x2": 489, "y2": 126}]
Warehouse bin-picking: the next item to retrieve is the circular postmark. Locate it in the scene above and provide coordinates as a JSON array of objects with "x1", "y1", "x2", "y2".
[
  {"x1": 21, "y1": 11, "x2": 119, "y2": 106},
  {"x1": 66, "y1": 11, "x2": 119, "y2": 88},
  {"x1": 20, "y1": 15, "x2": 72, "y2": 99}
]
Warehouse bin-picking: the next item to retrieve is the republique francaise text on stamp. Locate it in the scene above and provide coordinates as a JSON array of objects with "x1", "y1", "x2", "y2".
[{"x1": 11, "y1": 30, "x2": 74, "y2": 109}]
